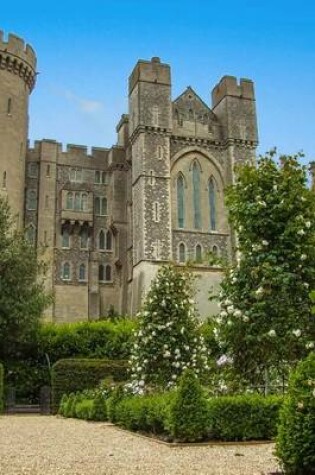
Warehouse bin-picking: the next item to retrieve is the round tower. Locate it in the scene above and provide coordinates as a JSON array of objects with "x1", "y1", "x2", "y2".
[{"x1": 0, "y1": 30, "x2": 37, "y2": 228}]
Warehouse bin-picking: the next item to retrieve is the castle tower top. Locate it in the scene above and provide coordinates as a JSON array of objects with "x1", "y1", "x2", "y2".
[
  {"x1": 0, "y1": 31, "x2": 37, "y2": 91},
  {"x1": 128, "y1": 57, "x2": 171, "y2": 94},
  {"x1": 211, "y1": 76, "x2": 255, "y2": 108}
]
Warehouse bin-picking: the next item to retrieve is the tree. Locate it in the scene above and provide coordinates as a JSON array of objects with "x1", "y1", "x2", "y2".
[
  {"x1": 0, "y1": 198, "x2": 51, "y2": 360},
  {"x1": 214, "y1": 151, "x2": 315, "y2": 386},
  {"x1": 129, "y1": 264, "x2": 209, "y2": 393}
]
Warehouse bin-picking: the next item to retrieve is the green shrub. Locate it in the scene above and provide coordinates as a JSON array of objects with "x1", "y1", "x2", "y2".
[
  {"x1": 207, "y1": 394, "x2": 283, "y2": 441},
  {"x1": 115, "y1": 392, "x2": 174, "y2": 434},
  {"x1": 75, "y1": 399, "x2": 94, "y2": 420},
  {"x1": 0, "y1": 363, "x2": 3, "y2": 413},
  {"x1": 167, "y1": 370, "x2": 209, "y2": 442},
  {"x1": 63, "y1": 393, "x2": 76, "y2": 418},
  {"x1": 58, "y1": 394, "x2": 69, "y2": 416},
  {"x1": 107, "y1": 385, "x2": 126, "y2": 423},
  {"x1": 90, "y1": 392, "x2": 108, "y2": 421},
  {"x1": 276, "y1": 352, "x2": 315, "y2": 474},
  {"x1": 51, "y1": 358, "x2": 129, "y2": 412}
]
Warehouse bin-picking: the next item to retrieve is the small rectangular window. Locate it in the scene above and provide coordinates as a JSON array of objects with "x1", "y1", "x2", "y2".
[
  {"x1": 7, "y1": 98, "x2": 12, "y2": 115},
  {"x1": 46, "y1": 165, "x2": 51, "y2": 177}
]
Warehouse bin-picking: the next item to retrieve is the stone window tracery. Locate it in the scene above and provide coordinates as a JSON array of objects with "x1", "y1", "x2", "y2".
[
  {"x1": 177, "y1": 173, "x2": 185, "y2": 228},
  {"x1": 106, "y1": 230, "x2": 112, "y2": 250},
  {"x1": 105, "y1": 265, "x2": 112, "y2": 282},
  {"x1": 209, "y1": 176, "x2": 217, "y2": 231},
  {"x1": 192, "y1": 161, "x2": 201, "y2": 229}
]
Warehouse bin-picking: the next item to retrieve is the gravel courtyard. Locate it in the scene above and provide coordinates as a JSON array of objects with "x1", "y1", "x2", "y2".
[{"x1": 0, "y1": 415, "x2": 280, "y2": 475}]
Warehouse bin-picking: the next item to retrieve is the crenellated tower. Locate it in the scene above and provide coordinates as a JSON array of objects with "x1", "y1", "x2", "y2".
[
  {"x1": 0, "y1": 31, "x2": 37, "y2": 227},
  {"x1": 129, "y1": 57, "x2": 173, "y2": 311}
]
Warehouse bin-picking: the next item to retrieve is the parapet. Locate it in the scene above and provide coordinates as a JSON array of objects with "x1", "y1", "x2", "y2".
[
  {"x1": 129, "y1": 56, "x2": 171, "y2": 94},
  {"x1": 212, "y1": 76, "x2": 255, "y2": 108},
  {"x1": 0, "y1": 30, "x2": 37, "y2": 91}
]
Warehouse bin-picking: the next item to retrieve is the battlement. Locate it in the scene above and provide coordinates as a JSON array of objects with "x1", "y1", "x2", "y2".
[
  {"x1": 211, "y1": 76, "x2": 255, "y2": 108},
  {"x1": 129, "y1": 56, "x2": 171, "y2": 94},
  {"x1": 0, "y1": 30, "x2": 37, "y2": 91}
]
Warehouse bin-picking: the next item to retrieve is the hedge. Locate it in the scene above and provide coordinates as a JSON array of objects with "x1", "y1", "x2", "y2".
[
  {"x1": 114, "y1": 393, "x2": 284, "y2": 442},
  {"x1": 207, "y1": 394, "x2": 283, "y2": 441},
  {"x1": 0, "y1": 363, "x2": 3, "y2": 413},
  {"x1": 51, "y1": 358, "x2": 128, "y2": 412}
]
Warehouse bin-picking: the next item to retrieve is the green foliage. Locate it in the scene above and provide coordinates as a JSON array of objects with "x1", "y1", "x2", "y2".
[
  {"x1": 63, "y1": 393, "x2": 77, "y2": 418},
  {"x1": 276, "y1": 352, "x2": 315, "y2": 474},
  {"x1": 214, "y1": 151, "x2": 315, "y2": 384},
  {"x1": 75, "y1": 399, "x2": 94, "y2": 420},
  {"x1": 51, "y1": 358, "x2": 128, "y2": 413},
  {"x1": 0, "y1": 362, "x2": 3, "y2": 413},
  {"x1": 90, "y1": 392, "x2": 108, "y2": 421},
  {"x1": 0, "y1": 198, "x2": 51, "y2": 362},
  {"x1": 115, "y1": 392, "x2": 174, "y2": 434},
  {"x1": 167, "y1": 370, "x2": 209, "y2": 442},
  {"x1": 107, "y1": 385, "x2": 125, "y2": 423},
  {"x1": 207, "y1": 394, "x2": 283, "y2": 441},
  {"x1": 130, "y1": 264, "x2": 209, "y2": 393}
]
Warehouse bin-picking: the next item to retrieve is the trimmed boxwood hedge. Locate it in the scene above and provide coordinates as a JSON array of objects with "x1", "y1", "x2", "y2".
[
  {"x1": 51, "y1": 358, "x2": 128, "y2": 412},
  {"x1": 0, "y1": 363, "x2": 3, "y2": 413},
  {"x1": 207, "y1": 394, "x2": 283, "y2": 441},
  {"x1": 114, "y1": 392, "x2": 284, "y2": 442}
]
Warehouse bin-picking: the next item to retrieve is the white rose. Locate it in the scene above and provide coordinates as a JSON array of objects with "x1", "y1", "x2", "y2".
[
  {"x1": 243, "y1": 315, "x2": 250, "y2": 322},
  {"x1": 297, "y1": 229, "x2": 305, "y2": 236},
  {"x1": 227, "y1": 305, "x2": 234, "y2": 314},
  {"x1": 301, "y1": 254, "x2": 307, "y2": 261},
  {"x1": 234, "y1": 310, "x2": 242, "y2": 318},
  {"x1": 268, "y1": 329, "x2": 276, "y2": 337},
  {"x1": 292, "y1": 329, "x2": 301, "y2": 337},
  {"x1": 306, "y1": 342, "x2": 314, "y2": 349},
  {"x1": 262, "y1": 240, "x2": 269, "y2": 246},
  {"x1": 306, "y1": 221, "x2": 311, "y2": 228},
  {"x1": 220, "y1": 310, "x2": 228, "y2": 318}
]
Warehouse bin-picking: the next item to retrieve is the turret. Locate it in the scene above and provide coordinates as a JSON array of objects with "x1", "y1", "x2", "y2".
[
  {"x1": 310, "y1": 162, "x2": 315, "y2": 191},
  {"x1": 0, "y1": 30, "x2": 37, "y2": 227}
]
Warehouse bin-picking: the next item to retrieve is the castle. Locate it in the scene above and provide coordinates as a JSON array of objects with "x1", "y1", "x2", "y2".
[{"x1": 0, "y1": 31, "x2": 258, "y2": 322}]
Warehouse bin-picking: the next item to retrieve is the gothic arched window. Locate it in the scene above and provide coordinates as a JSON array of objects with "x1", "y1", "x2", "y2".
[
  {"x1": 66, "y1": 192, "x2": 73, "y2": 210},
  {"x1": 101, "y1": 197, "x2": 107, "y2": 215},
  {"x1": 192, "y1": 162, "x2": 201, "y2": 229},
  {"x1": 2, "y1": 171, "x2": 6, "y2": 189},
  {"x1": 62, "y1": 228, "x2": 70, "y2": 248},
  {"x1": 212, "y1": 245, "x2": 219, "y2": 256},
  {"x1": 80, "y1": 228, "x2": 88, "y2": 249},
  {"x1": 62, "y1": 262, "x2": 71, "y2": 280},
  {"x1": 81, "y1": 193, "x2": 88, "y2": 211},
  {"x1": 95, "y1": 197, "x2": 100, "y2": 215},
  {"x1": 74, "y1": 192, "x2": 81, "y2": 211},
  {"x1": 209, "y1": 176, "x2": 216, "y2": 231},
  {"x1": 106, "y1": 230, "x2": 112, "y2": 250},
  {"x1": 27, "y1": 190, "x2": 37, "y2": 210},
  {"x1": 79, "y1": 263, "x2": 86, "y2": 281},
  {"x1": 177, "y1": 174, "x2": 185, "y2": 229},
  {"x1": 179, "y1": 242, "x2": 186, "y2": 263},
  {"x1": 99, "y1": 264, "x2": 105, "y2": 281},
  {"x1": 105, "y1": 265, "x2": 112, "y2": 281},
  {"x1": 26, "y1": 224, "x2": 35, "y2": 245},
  {"x1": 195, "y1": 244, "x2": 202, "y2": 263},
  {"x1": 99, "y1": 230, "x2": 105, "y2": 250}
]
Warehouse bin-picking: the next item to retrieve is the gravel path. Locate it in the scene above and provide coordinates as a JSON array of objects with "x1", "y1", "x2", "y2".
[{"x1": 0, "y1": 415, "x2": 280, "y2": 475}]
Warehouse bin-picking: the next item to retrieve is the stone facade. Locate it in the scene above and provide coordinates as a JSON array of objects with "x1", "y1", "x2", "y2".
[{"x1": 0, "y1": 31, "x2": 259, "y2": 322}]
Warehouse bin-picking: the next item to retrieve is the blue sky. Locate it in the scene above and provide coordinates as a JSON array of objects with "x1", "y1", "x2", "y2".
[{"x1": 1, "y1": 1, "x2": 315, "y2": 164}]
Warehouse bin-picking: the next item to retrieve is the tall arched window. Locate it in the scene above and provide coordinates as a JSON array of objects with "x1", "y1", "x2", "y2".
[
  {"x1": 80, "y1": 228, "x2": 88, "y2": 249},
  {"x1": 179, "y1": 243, "x2": 186, "y2": 263},
  {"x1": 99, "y1": 264, "x2": 105, "y2": 281},
  {"x1": 62, "y1": 228, "x2": 70, "y2": 248},
  {"x1": 62, "y1": 262, "x2": 70, "y2": 280},
  {"x1": 66, "y1": 192, "x2": 73, "y2": 209},
  {"x1": 177, "y1": 174, "x2": 185, "y2": 228},
  {"x1": 99, "y1": 230, "x2": 105, "y2": 250},
  {"x1": 195, "y1": 244, "x2": 202, "y2": 263},
  {"x1": 79, "y1": 263, "x2": 86, "y2": 281},
  {"x1": 27, "y1": 190, "x2": 37, "y2": 210},
  {"x1": 106, "y1": 230, "x2": 112, "y2": 250},
  {"x1": 105, "y1": 265, "x2": 112, "y2": 281},
  {"x1": 2, "y1": 171, "x2": 6, "y2": 189},
  {"x1": 95, "y1": 197, "x2": 100, "y2": 215},
  {"x1": 209, "y1": 176, "x2": 217, "y2": 231},
  {"x1": 101, "y1": 197, "x2": 107, "y2": 215},
  {"x1": 81, "y1": 193, "x2": 88, "y2": 211},
  {"x1": 26, "y1": 224, "x2": 35, "y2": 245},
  {"x1": 212, "y1": 245, "x2": 219, "y2": 256},
  {"x1": 74, "y1": 192, "x2": 81, "y2": 210},
  {"x1": 192, "y1": 162, "x2": 201, "y2": 229}
]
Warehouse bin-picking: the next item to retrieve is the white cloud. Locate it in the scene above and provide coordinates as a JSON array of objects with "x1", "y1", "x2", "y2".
[{"x1": 60, "y1": 88, "x2": 103, "y2": 114}]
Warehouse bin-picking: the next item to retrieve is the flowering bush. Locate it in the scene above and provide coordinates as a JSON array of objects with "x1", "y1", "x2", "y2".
[
  {"x1": 276, "y1": 352, "x2": 315, "y2": 474},
  {"x1": 129, "y1": 264, "x2": 210, "y2": 393},
  {"x1": 213, "y1": 151, "x2": 315, "y2": 385}
]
